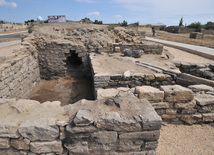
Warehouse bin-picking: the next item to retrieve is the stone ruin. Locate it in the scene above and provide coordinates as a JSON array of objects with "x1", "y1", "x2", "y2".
[{"x1": 0, "y1": 22, "x2": 213, "y2": 154}]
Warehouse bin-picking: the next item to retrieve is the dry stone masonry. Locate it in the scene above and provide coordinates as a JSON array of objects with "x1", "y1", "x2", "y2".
[
  {"x1": 0, "y1": 96, "x2": 161, "y2": 155},
  {"x1": 96, "y1": 84, "x2": 214, "y2": 125}
]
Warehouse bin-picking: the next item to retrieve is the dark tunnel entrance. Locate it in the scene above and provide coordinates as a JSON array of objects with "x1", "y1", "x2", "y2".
[{"x1": 67, "y1": 50, "x2": 82, "y2": 67}]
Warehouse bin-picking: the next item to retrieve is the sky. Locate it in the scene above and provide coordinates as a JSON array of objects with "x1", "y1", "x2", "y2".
[{"x1": 0, "y1": 0, "x2": 214, "y2": 26}]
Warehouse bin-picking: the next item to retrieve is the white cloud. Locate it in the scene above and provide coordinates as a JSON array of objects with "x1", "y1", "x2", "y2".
[
  {"x1": 112, "y1": 0, "x2": 214, "y2": 25},
  {"x1": 114, "y1": 15, "x2": 122, "y2": 18},
  {"x1": 87, "y1": 11, "x2": 100, "y2": 16},
  {"x1": 76, "y1": 0, "x2": 96, "y2": 3},
  {"x1": 0, "y1": 0, "x2": 17, "y2": 8}
]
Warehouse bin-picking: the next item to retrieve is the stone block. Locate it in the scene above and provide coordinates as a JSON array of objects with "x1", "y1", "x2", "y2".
[
  {"x1": 97, "y1": 88, "x2": 118, "y2": 100},
  {"x1": 18, "y1": 118, "x2": 59, "y2": 141},
  {"x1": 94, "y1": 76, "x2": 110, "y2": 82},
  {"x1": 10, "y1": 99, "x2": 40, "y2": 113},
  {"x1": 30, "y1": 141, "x2": 63, "y2": 154},
  {"x1": 151, "y1": 102, "x2": 169, "y2": 109},
  {"x1": 11, "y1": 138, "x2": 30, "y2": 150},
  {"x1": 92, "y1": 131, "x2": 117, "y2": 144},
  {"x1": 73, "y1": 110, "x2": 94, "y2": 127},
  {"x1": 188, "y1": 84, "x2": 214, "y2": 92},
  {"x1": 180, "y1": 115, "x2": 198, "y2": 125},
  {"x1": 154, "y1": 73, "x2": 166, "y2": 81},
  {"x1": 160, "y1": 85, "x2": 194, "y2": 102},
  {"x1": 190, "y1": 32, "x2": 204, "y2": 39},
  {"x1": 145, "y1": 74, "x2": 155, "y2": 81},
  {"x1": 144, "y1": 141, "x2": 158, "y2": 150},
  {"x1": 202, "y1": 113, "x2": 214, "y2": 122},
  {"x1": 96, "y1": 112, "x2": 142, "y2": 132},
  {"x1": 194, "y1": 94, "x2": 214, "y2": 106},
  {"x1": 119, "y1": 130, "x2": 160, "y2": 141},
  {"x1": 135, "y1": 86, "x2": 164, "y2": 102},
  {"x1": 64, "y1": 141, "x2": 88, "y2": 154},
  {"x1": 174, "y1": 100, "x2": 196, "y2": 109},
  {"x1": 0, "y1": 138, "x2": 10, "y2": 149},
  {"x1": 166, "y1": 109, "x2": 177, "y2": 115},
  {"x1": 66, "y1": 125, "x2": 97, "y2": 134},
  {"x1": 118, "y1": 140, "x2": 142, "y2": 152}
]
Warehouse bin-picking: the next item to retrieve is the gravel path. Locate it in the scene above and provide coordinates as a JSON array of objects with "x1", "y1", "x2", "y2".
[{"x1": 157, "y1": 123, "x2": 214, "y2": 155}]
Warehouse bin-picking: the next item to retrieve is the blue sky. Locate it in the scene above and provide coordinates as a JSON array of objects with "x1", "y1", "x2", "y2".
[{"x1": 0, "y1": 0, "x2": 214, "y2": 26}]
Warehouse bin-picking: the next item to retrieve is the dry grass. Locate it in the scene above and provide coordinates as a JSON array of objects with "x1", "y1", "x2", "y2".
[{"x1": 0, "y1": 28, "x2": 27, "y2": 34}]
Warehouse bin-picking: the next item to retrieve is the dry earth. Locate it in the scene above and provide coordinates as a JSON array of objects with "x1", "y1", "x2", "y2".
[{"x1": 157, "y1": 123, "x2": 214, "y2": 155}]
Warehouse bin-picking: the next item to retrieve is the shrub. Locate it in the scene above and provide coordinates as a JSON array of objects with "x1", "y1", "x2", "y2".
[
  {"x1": 108, "y1": 25, "x2": 115, "y2": 31},
  {"x1": 120, "y1": 20, "x2": 128, "y2": 27},
  {"x1": 187, "y1": 22, "x2": 203, "y2": 32}
]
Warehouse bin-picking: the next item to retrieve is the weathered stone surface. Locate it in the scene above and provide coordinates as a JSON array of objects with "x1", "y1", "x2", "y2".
[
  {"x1": 145, "y1": 74, "x2": 155, "y2": 81},
  {"x1": 194, "y1": 94, "x2": 214, "y2": 106},
  {"x1": 123, "y1": 49, "x2": 144, "y2": 58},
  {"x1": 166, "y1": 109, "x2": 177, "y2": 115},
  {"x1": 119, "y1": 130, "x2": 160, "y2": 141},
  {"x1": 160, "y1": 85, "x2": 194, "y2": 102},
  {"x1": 18, "y1": 118, "x2": 59, "y2": 141},
  {"x1": 124, "y1": 70, "x2": 131, "y2": 78},
  {"x1": 135, "y1": 86, "x2": 164, "y2": 102},
  {"x1": 154, "y1": 73, "x2": 166, "y2": 81},
  {"x1": 11, "y1": 138, "x2": 30, "y2": 150},
  {"x1": 96, "y1": 112, "x2": 142, "y2": 132},
  {"x1": 10, "y1": 99, "x2": 40, "y2": 113},
  {"x1": 151, "y1": 102, "x2": 169, "y2": 109},
  {"x1": 30, "y1": 141, "x2": 63, "y2": 154},
  {"x1": 65, "y1": 141, "x2": 89, "y2": 154},
  {"x1": 188, "y1": 84, "x2": 214, "y2": 92},
  {"x1": 118, "y1": 140, "x2": 142, "y2": 152},
  {"x1": 94, "y1": 76, "x2": 110, "y2": 82},
  {"x1": 0, "y1": 138, "x2": 10, "y2": 149},
  {"x1": 0, "y1": 148, "x2": 21, "y2": 155},
  {"x1": 144, "y1": 141, "x2": 158, "y2": 150},
  {"x1": 0, "y1": 98, "x2": 16, "y2": 105},
  {"x1": 97, "y1": 88, "x2": 118, "y2": 100},
  {"x1": 66, "y1": 125, "x2": 97, "y2": 133},
  {"x1": 174, "y1": 100, "x2": 196, "y2": 109},
  {"x1": 202, "y1": 113, "x2": 214, "y2": 122},
  {"x1": 92, "y1": 131, "x2": 117, "y2": 144},
  {"x1": 180, "y1": 115, "x2": 198, "y2": 125},
  {"x1": 73, "y1": 110, "x2": 94, "y2": 127},
  {"x1": 140, "y1": 111, "x2": 162, "y2": 131}
]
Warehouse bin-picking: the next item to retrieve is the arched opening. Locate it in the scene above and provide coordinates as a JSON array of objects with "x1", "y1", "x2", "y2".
[{"x1": 67, "y1": 50, "x2": 82, "y2": 66}]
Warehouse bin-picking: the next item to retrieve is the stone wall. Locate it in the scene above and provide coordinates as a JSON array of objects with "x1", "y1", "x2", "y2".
[
  {"x1": 190, "y1": 32, "x2": 204, "y2": 39},
  {"x1": 0, "y1": 53, "x2": 40, "y2": 99},
  {"x1": 0, "y1": 95, "x2": 162, "y2": 155},
  {"x1": 92, "y1": 70, "x2": 176, "y2": 99},
  {"x1": 113, "y1": 42, "x2": 163, "y2": 55},
  {"x1": 37, "y1": 42, "x2": 90, "y2": 79},
  {"x1": 96, "y1": 85, "x2": 214, "y2": 125},
  {"x1": 175, "y1": 62, "x2": 214, "y2": 80}
]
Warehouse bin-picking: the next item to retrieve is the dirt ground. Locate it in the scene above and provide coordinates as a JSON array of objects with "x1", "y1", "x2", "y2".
[
  {"x1": 157, "y1": 122, "x2": 214, "y2": 155},
  {"x1": 30, "y1": 77, "x2": 94, "y2": 106}
]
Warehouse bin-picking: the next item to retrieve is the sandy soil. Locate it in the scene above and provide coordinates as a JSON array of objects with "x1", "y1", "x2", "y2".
[
  {"x1": 30, "y1": 77, "x2": 94, "y2": 106},
  {"x1": 157, "y1": 122, "x2": 214, "y2": 155}
]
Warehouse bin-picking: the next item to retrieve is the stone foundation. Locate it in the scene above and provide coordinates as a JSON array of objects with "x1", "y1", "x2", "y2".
[
  {"x1": 0, "y1": 96, "x2": 161, "y2": 155},
  {"x1": 96, "y1": 85, "x2": 214, "y2": 125}
]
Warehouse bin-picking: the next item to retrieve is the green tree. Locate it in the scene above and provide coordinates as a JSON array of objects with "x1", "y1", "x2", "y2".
[
  {"x1": 204, "y1": 21, "x2": 214, "y2": 30},
  {"x1": 179, "y1": 17, "x2": 183, "y2": 27},
  {"x1": 187, "y1": 22, "x2": 203, "y2": 32},
  {"x1": 120, "y1": 20, "x2": 128, "y2": 27},
  {"x1": 93, "y1": 19, "x2": 103, "y2": 25}
]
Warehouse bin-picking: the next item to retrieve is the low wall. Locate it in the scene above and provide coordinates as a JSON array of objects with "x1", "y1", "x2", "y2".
[
  {"x1": 0, "y1": 96, "x2": 162, "y2": 155},
  {"x1": 175, "y1": 62, "x2": 214, "y2": 80},
  {"x1": 96, "y1": 84, "x2": 214, "y2": 125},
  {"x1": 113, "y1": 42, "x2": 163, "y2": 55},
  {"x1": 0, "y1": 53, "x2": 40, "y2": 99}
]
